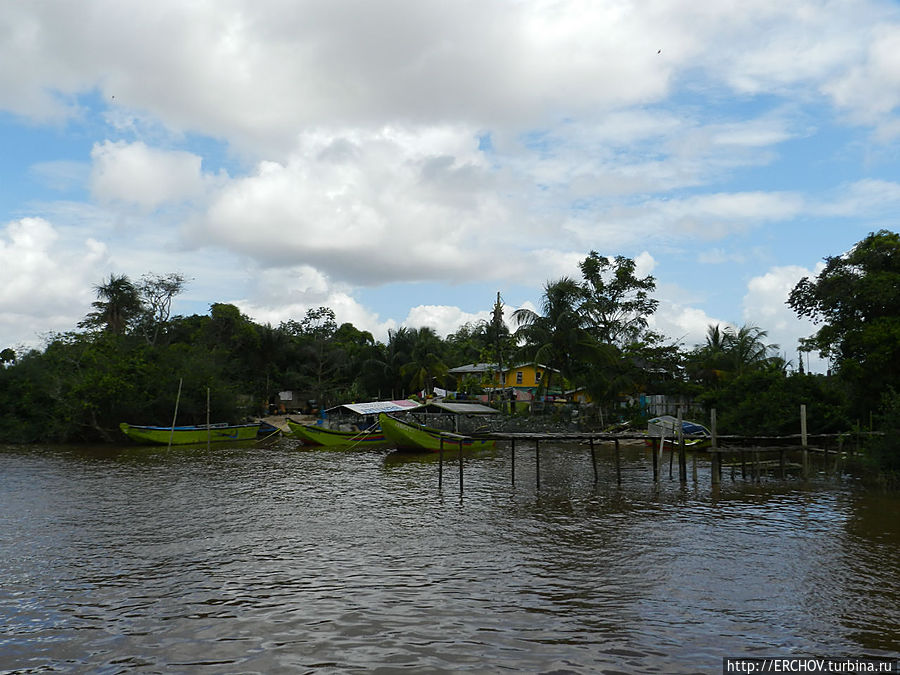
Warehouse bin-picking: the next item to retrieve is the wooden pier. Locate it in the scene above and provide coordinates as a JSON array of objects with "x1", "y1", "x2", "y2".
[{"x1": 434, "y1": 405, "x2": 866, "y2": 495}]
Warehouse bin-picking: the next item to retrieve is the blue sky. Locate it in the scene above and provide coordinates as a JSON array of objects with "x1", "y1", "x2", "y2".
[{"x1": 3, "y1": 1, "x2": 900, "y2": 373}]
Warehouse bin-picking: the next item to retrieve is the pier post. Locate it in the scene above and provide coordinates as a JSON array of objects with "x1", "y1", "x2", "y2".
[
  {"x1": 779, "y1": 448, "x2": 786, "y2": 479},
  {"x1": 711, "y1": 449, "x2": 721, "y2": 486},
  {"x1": 692, "y1": 447, "x2": 697, "y2": 483},
  {"x1": 710, "y1": 409, "x2": 720, "y2": 486},
  {"x1": 677, "y1": 408, "x2": 687, "y2": 483},
  {"x1": 669, "y1": 437, "x2": 675, "y2": 479},
  {"x1": 439, "y1": 437, "x2": 444, "y2": 489},
  {"x1": 652, "y1": 438, "x2": 659, "y2": 482},
  {"x1": 458, "y1": 439, "x2": 464, "y2": 494},
  {"x1": 614, "y1": 438, "x2": 622, "y2": 486},
  {"x1": 511, "y1": 439, "x2": 516, "y2": 486},
  {"x1": 589, "y1": 438, "x2": 598, "y2": 484},
  {"x1": 801, "y1": 404, "x2": 809, "y2": 480},
  {"x1": 535, "y1": 439, "x2": 541, "y2": 490}
]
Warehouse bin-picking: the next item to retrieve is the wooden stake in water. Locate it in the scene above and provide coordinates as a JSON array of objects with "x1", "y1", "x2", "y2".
[
  {"x1": 614, "y1": 438, "x2": 622, "y2": 486},
  {"x1": 801, "y1": 403, "x2": 809, "y2": 479},
  {"x1": 438, "y1": 437, "x2": 444, "y2": 490},
  {"x1": 589, "y1": 438, "x2": 598, "y2": 483},
  {"x1": 511, "y1": 438, "x2": 516, "y2": 486},
  {"x1": 458, "y1": 439, "x2": 464, "y2": 495},
  {"x1": 535, "y1": 439, "x2": 541, "y2": 490},
  {"x1": 710, "y1": 408, "x2": 720, "y2": 486},
  {"x1": 206, "y1": 387, "x2": 211, "y2": 450},
  {"x1": 167, "y1": 378, "x2": 183, "y2": 450}
]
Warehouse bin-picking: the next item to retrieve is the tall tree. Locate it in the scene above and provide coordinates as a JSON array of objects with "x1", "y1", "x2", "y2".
[
  {"x1": 79, "y1": 274, "x2": 143, "y2": 335},
  {"x1": 512, "y1": 277, "x2": 588, "y2": 395},
  {"x1": 138, "y1": 272, "x2": 186, "y2": 345},
  {"x1": 723, "y1": 324, "x2": 780, "y2": 377},
  {"x1": 400, "y1": 327, "x2": 448, "y2": 396},
  {"x1": 579, "y1": 252, "x2": 658, "y2": 346},
  {"x1": 788, "y1": 229, "x2": 900, "y2": 415}
]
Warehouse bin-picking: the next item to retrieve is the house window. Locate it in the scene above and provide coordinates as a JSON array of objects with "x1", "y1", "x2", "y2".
[
  {"x1": 516, "y1": 371, "x2": 523, "y2": 384},
  {"x1": 535, "y1": 371, "x2": 542, "y2": 382}
]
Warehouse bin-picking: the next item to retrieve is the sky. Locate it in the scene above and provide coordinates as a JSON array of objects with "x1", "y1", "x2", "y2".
[{"x1": 3, "y1": 1, "x2": 900, "y2": 373}]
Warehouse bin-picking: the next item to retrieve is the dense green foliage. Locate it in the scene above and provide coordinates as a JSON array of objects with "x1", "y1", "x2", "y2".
[
  {"x1": 789, "y1": 229, "x2": 900, "y2": 418},
  {"x1": 1, "y1": 233, "x2": 897, "y2": 463}
]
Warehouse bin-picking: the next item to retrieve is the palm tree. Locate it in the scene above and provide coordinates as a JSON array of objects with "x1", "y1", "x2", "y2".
[
  {"x1": 79, "y1": 274, "x2": 143, "y2": 335},
  {"x1": 690, "y1": 323, "x2": 779, "y2": 384},
  {"x1": 724, "y1": 324, "x2": 779, "y2": 376},
  {"x1": 399, "y1": 327, "x2": 448, "y2": 396},
  {"x1": 511, "y1": 277, "x2": 588, "y2": 396}
]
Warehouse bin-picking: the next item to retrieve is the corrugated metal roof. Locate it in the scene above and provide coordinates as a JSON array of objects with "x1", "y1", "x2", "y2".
[
  {"x1": 328, "y1": 399, "x2": 423, "y2": 415},
  {"x1": 424, "y1": 401, "x2": 499, "y2": 415}
]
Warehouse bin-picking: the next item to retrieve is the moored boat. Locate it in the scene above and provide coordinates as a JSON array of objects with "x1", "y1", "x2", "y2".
[
  {"x1": 286, "y1": 420, "x2": 388, "y2": 447},
  {"x1": 378, "y1": 413, "x2": 496, "y2": 453},
  {"x1": 647, "y1": 415, "x2": 711, "y2": 448},
  {"x1": 288, "y1": 399, "x2": 422, "y2": 448},
  {"x1": 119, "y1": 421, "x2": 261, "y2": 445}
]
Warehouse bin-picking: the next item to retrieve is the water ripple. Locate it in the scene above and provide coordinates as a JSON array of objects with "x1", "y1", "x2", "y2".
[{"x1": 1, "y1": 442, "x2": 898, "y2": 673}]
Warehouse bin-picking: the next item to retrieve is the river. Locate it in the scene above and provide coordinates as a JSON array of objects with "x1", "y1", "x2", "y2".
[{"x1": 1, "y1": 440, "x2": 897, "y2": 673}]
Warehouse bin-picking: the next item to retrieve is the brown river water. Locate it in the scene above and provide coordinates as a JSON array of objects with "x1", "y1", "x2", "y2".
[{"x1": 0, "y1": 440, "x2": 897, "y2": 674}]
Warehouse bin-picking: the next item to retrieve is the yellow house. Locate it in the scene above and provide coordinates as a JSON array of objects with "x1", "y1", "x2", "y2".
[
  {"x1": 495, "y1": 363, "x2": 555, "y2": 389},
  {"x1": 448, "y1": 362, "x2": 564, "y2": 397}
]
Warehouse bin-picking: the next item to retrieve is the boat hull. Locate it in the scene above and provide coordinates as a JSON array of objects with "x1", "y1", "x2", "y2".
[
  {"x1": 647, "y1": 415, "x2": 711, "y2": 448},
  {"x1": 119, "y1": 422, "x2": 261, "y2": 445},
  {"x1": 378, "y1": 413, "x2": 496, "y2": 453},
  {"x1": 287, "y1": 420, "x2": 388, "y2": 447}
]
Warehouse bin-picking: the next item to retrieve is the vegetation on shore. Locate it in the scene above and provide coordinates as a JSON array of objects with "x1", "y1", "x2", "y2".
[{"x1": 1, "y1": 232, "x2": 897, "y2": 472}]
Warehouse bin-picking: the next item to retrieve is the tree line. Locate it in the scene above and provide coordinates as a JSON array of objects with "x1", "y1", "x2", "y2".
[{"x1": 1, "y1": 230, "x2": 898, "y2": 470}]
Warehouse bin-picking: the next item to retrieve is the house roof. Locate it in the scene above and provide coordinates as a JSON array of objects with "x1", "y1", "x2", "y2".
[
  {"x1": 326, "y1": 399, "x2": 423, "y2": 415},
  {"x1": 447, "y1": 362, "x2": 497, "y2": 375},
  {"x1": 448, "y1": 362, "x2": 561, "y2": 374},
  {"x1": 424, "y1": 401, "x2": 499, "y2": 415}
]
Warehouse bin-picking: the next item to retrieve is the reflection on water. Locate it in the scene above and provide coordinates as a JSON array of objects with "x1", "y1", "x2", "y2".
[{"x1": 0, "y1": 441, "x2": 898, "y2": 673}]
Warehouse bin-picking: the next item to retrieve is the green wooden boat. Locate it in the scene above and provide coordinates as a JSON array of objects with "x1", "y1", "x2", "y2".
[
  {"x1": 378, "y1": 413, "x2": 496, "y2": 453},
  {"x1": 119, "y1": 421, "x2": 261, "y2": 445},
  {"x1": 287, "y1": 419, "x2": 388, "y2": 448}
]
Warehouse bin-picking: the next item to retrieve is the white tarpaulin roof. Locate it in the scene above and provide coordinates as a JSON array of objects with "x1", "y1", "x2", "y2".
[
  {"x1": 329, "y1": 399, "x2": 423, "y2": 415},
  {"x1": 424, "y1": 401, "x2": 499, "y2": 415}
]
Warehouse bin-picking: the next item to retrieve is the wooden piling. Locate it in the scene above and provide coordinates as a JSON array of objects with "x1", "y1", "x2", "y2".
[
  {"x1": 711, "y1": 449, "x2": 721, "y2": 485},
  {"x1": 167, "y1": 378, "x2": 183, "y2": 451},
  {"x1": 614, "y1": 438, "x2": 622, "y2": 486},
  {"x1": 669, "y1": 438, "x2": 674, "y2": 479},
  {"x1": 801, "y1": 404, "x2": 809, "y2": 479},
  {"x1": 439, "y1": 437, "x2": 444, "y2": 489},
  {"x1": 589, "y1": 438, "x2": 598, "y2": 483},
  {"x1": 678, "y1": 409, "x2": 687, "y2": 483},
  {"x1": 535, "y1": 439, "x2": 540, "y2": 490},
  {"x1": 652, "y1": 438, "x2": 659, "y2": 482},
  {"x1": 510, "y1": 438, "x2": 516, "y2": 486},
  {"x1": 692, "y1": 448, "x2": 697, "y2": 483},
  {"x1": 458, "y1": 439, "x2": 464, "y2": 494},
  {"x1": 710, "y1": 409, "x2": 720, "y2": 486}
]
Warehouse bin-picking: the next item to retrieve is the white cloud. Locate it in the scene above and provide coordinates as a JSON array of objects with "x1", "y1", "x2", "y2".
[
  {"x1": 90, "y1": 141, "x2": 210, "y2": 209},
  {"x1": 228, "y1": 265, "x2": 397, "y2": 340},
  {"x1": 185, "y1": 126, "x2": 536, "y2": 285},
  {"x1": 402, "y1": 305, "x2": 493, "y2": 338},
  {"x1": 1, "y1": 0, "x2": 899, "y2": 365},
  {"x1": 742, "y1": 264, "x2": 828, "y2": 371},
  {"x1": 0, "y1": 218, "x2": 108, "y2": 347},
  {"x1": 824, "y1": 24, "x2": 900, "y2": 132},
  {"x1": 650, "y1": 302, "x2": 725, "y2": 351}
]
